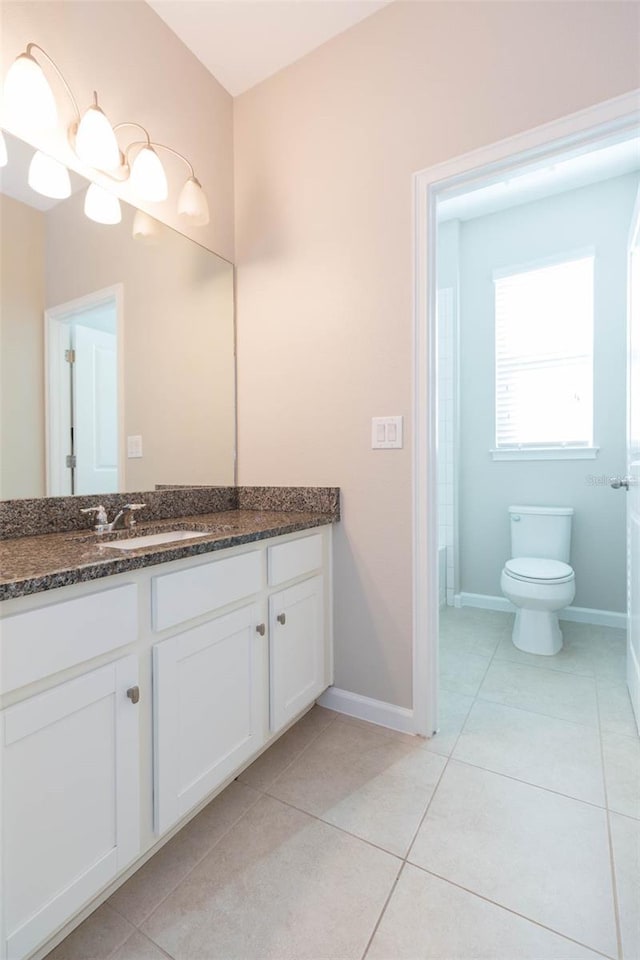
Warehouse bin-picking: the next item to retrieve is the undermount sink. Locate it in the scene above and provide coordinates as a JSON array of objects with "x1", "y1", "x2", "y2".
[{"x1": 101, "y1": 530, "x2": 205, "y2": 551}]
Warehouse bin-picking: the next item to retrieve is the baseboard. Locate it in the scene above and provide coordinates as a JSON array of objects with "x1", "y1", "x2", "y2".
[
  {"x1": 455, "y1": 592, "x2": 626, "y2": 630},
  {"x1": 627, "y1": 642, "x2": 640, "y2": 736},
  {"x1": 317, "y1": 686, "x2": 416, "y2": 735}
]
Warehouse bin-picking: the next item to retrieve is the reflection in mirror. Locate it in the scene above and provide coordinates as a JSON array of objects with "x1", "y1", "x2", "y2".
[{"x1": 0, "y1": 131, "x2": 236, "y2": 500}]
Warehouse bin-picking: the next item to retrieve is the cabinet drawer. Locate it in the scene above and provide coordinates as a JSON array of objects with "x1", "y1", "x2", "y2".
[
  {"x1": 152, "y1": 550, "x2": 262, "y2": 631},
  {"x1": 267, "y1": 534, "x2": 323, "y2": 586},
  {"x1": 1, "y1": 584, "x2": 138, "y2": 695}
]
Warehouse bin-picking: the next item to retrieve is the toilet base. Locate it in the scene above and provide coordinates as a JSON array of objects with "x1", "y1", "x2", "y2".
[{"x1": 512, "y1": 608, "x2": 563, "y2": 656}]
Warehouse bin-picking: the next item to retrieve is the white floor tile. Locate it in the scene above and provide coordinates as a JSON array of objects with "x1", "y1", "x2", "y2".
[
  {"x1": 602, "y1": 732, "x2": 640, "y2": 819},
  {"x1": 267, "y1": 718, "x2": 446, "y2": 856},
  {"x1": 141, "y1": 795, "x2": 400, "y2": 960},
  {"x1": 610, "y1": 812, "x2": 640, "y2": 960},
  {"x1": 408, "y1": 761, "x2": 617, "y2": 956},
  {"x1": 424, "y1": 689, "x2": 474, "y2": 757},
  {"x1": 440, "y1": 648, "x2": 491, "y2": 697},
  {"x1": 367, "y1": 865, "x2": 603, "y2": 960},
  {"x1": 493, "y1": 632, "x2": 595, "y2": 677},
  {"x1": 452, "y1": 700, "x2": 605, "y2": 805},
  {"x1": 597, "y1": 680, "x2": 639, "y2": 738},
  {"x1": 478, "y1": 659, "x2": 599, "y2": 727}
]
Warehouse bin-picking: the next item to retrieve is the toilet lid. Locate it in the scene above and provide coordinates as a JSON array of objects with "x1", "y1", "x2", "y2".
[{"x1": 505, "y1": 557, "x2": 574, "y2": 583}]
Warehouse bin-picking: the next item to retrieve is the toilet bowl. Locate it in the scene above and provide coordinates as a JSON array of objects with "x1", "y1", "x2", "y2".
[
  {"x1": 501, "y1": 558, "x2": 575, "y2": 655},
  {"x1": 501, "y1": 506, "x2": 575, "y2": 656}
]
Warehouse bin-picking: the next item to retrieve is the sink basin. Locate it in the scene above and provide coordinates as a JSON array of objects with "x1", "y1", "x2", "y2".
[{"x1": 102, "y1": 530, "x2": 205, "y2": 551}]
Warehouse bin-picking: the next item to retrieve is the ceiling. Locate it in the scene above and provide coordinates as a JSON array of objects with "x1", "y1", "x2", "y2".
[
  {"x1": 438, "y1": 135, "x2": 640, "y2": 223},
  {"x1": 147, "y1": 0, "x2": 391, "y2": 96}
]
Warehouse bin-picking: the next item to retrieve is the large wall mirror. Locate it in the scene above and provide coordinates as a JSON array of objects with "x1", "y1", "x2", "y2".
[{"x1": 0, "y1": 131, "x2": 236, "y2": 500}]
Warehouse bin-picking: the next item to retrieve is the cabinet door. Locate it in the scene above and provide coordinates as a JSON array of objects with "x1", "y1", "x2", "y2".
[
  {"x1": 153, "y1": 604, "x2": 266, "y2": 836},
  {"x1": 1, "y1": 656, "x2": 140, "y2": 960},
  {"x1": 269, "y1": 575, "x2": 325, "y2": 733}
]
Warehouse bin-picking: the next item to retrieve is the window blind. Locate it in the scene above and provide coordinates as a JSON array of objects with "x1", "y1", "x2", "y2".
[{"x1": 494, "y1": 255, "x2": 594, "y2": 449}]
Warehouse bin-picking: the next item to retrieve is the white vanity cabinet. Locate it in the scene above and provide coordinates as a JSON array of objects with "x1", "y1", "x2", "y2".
[
  {"x1": 0, "y1": 656, "x2": 140, "y2": 960},
  {"x1": 269, "y1": 575, "x2": 325, "y2": 733},
  {"x1": 0, "y1": 524, "x2": 332, "y2": 960},
  {"x1": 153, "y1": 603, "x2": 267, "y2": 835}
]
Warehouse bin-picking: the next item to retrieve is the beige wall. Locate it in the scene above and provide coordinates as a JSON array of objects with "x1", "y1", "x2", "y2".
[
  {"x1": 0, "y1": 194, "x2": 45, "y2": 499},
  {"x1": 45, "y1": 191, "x2": 236, "y2": 490},
  {"x1": 234, "y1": 1, "x2": 640, "y2": 708},
  {"x1": 0, "y1": 1, "x2": 234, "y2": 261}
]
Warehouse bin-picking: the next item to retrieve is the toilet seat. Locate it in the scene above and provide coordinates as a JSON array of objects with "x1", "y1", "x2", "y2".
[{"x1": 504, "y1": 557, "x2": 575, "y2": 585}]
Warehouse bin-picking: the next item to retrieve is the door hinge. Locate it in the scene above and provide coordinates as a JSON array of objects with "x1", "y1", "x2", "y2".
[
  {"x1": 65, "y1": 454, "x2": 77, "y2": 468},
  {"x1": 65, "y1": 348, "x2": 76, "y2": 364}
]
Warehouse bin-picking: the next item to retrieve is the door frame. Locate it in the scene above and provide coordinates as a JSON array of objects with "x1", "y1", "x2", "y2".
[
  {"x1": 44, "y1": 284, "x2": 125, "y2": 496},
  {"x1": 412, "y1": 90, "x2": 640, "y2": 738}
]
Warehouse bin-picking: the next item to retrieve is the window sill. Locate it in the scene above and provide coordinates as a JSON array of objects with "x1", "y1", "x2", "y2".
[{"x1": 490, "y1": 446, "x2": 600, "y2": 461}]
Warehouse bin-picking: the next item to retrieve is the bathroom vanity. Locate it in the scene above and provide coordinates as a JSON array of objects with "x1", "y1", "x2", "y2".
[{"x1": 0, "y1": 489, "x2": 337, "y2": 960}]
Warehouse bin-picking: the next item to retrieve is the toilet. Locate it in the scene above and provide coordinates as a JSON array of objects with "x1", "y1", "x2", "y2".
[{"x1": 500, "y1": 505, "x2": 575, "y2": 656}]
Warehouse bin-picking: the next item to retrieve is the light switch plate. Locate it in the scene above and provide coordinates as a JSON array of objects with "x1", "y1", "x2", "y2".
[
  {"x1": 371, "y1": 416, "x2": 403, "y2": 449},
  {"x1": 127, "y1": 435, "x2": 143, "y2": 458}
]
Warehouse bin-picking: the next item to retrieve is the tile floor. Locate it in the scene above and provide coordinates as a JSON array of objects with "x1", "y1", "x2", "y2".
[{"x1": 47, "y1": 608, "x2": 639, "y2": 960}]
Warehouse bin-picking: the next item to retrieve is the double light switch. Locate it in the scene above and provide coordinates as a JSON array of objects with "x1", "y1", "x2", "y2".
[{"x1": 371, "y1": 416, "x2": 403, "y2": 449}]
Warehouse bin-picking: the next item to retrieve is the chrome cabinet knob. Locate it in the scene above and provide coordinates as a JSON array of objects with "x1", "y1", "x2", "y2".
[
  {"x1": 126, "y1": 686, "x2": 140, "y2": 704},
  {"x1": 256, "y1": 623, "x2": 266, "y2": 636},
  {"x1": 277, "y1": 613, "x2": 286, "y2": 625}
]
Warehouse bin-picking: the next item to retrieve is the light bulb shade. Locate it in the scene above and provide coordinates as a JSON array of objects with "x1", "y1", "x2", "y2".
[
  {"x1": 0, "y1": 130, "x2": 7, "y2": 168},
  {"x1": 178, "y1": 177, "x2": 209, "y2": 226},
  {"x1": 3, "y1": 52, "x2": 57, "y2": 130},
  {"x1": 132, "y1": 208, "x2": 161, "y2": 244},
  {"x1": 28, "y1": 150, "x2": 71, "y2": 199},
  {"x1": 84, "y1": 182, "x2": 121, "y2": 224},
  {"x1": 75, "y1": 104, "x2": 120, "y2": 170},
  {"x1": 129, "y1": 145, "x2": 168, "y2": 202}
]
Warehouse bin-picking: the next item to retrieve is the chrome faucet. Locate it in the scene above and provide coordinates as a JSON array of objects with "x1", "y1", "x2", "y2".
[{"x1": 81, "y1": 503, "x2": 146, "y2": 534}]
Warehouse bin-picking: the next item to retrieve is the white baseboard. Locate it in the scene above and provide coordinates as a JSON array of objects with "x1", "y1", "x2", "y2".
[
  {"x1": 454, "y1": 592, "x2": 626, "y2": 630},
  {"x1": 627, "y1": 642, "x2": 640, "y2": 736},
  {"x1": 317, "y1": 687, "x2": 416, "y2": 735}
]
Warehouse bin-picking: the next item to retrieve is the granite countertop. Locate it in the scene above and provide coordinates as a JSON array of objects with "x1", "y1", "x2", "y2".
[{"x1": 0, "y1": 509, "x2": 335, "y2": 601}]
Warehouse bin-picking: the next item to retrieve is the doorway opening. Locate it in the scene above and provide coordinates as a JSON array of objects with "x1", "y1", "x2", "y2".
[
  {"x1": 413, "y1": 92, "x2": 640, "y2": 742},
  {"x1": 45, "y1": 285, "x2": 123, "y2": 496}
]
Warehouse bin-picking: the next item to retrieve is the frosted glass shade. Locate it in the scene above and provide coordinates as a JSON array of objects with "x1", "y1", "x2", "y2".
[
  {"x1": 28, "y1": 150, "x2": 71, "y2": 199},
  {"x1": 129, "y1": 145, "x2": 167, "y2": 202},
  {"x1": 132, "y1": 209, "x2": 161, "y2": 244},
  {"x1": 75, "y1": 104, "x2": 120, "y2": 170},
  {"x1": 0, "y1": 131, "x2": 7, "y2": 168},
  {"x1": 178, "y1": 177, "x2": 209, "y2": 226},
  {"x1": 3, "y1": 53, "x2": 57, "y2": 130},
  {"x1": 84, "y1": 183, "x2": 121, "y2": 224}
]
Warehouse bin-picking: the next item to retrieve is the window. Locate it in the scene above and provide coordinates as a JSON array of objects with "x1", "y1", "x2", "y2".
[{"x1": 493, "y1": 254, "x2": 596, "y2": 459}]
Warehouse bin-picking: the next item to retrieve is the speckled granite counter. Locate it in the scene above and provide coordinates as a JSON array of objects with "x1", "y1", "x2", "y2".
[{"x1": 0, "y1": 508, "x2": 337, "y2": 600}]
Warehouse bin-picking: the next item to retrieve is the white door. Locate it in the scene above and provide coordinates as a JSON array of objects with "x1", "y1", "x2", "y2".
[
  {"x1": 74, "y1": 323, "x2": 118, "y2": 495},
  {"x1": 0, "y1": 656, "x2": 140, "y2": 960},
  {"x1": 627, "y1": 189, "x2": 640, "y2": 732},
  {"x1": 153, "y1": 604, "x2": 266, "y2": 836},
  {"x1": 269, "y1": 575, "x2": 325, "y2": 734}
]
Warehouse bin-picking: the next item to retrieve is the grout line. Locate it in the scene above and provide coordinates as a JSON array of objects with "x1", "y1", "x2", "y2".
[
  {"x1": 594, "y1": 676, "x2": 625, "y2": 960},
  {"x1": 131, "y1": 709, "x2": 342, "y2": 933},
  {"x1": 408, "y1": 862, "x2": 618, "y2": 960},
  {"x1": 241, "y1": 709, "x2": 341, "y2": 795},
  {"x1": 124, "y1": 784, "x2": 264, "y2": 931},
  {"x1": 260, "y1": 790, "x2": 405, "y2": 862},
  {"x1": 360, "y1": 861, "x2": 407, "y2": 960}
]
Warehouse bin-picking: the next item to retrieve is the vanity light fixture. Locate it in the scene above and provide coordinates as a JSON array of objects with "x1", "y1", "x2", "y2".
[
  {"x1": 129, "y1": 143, "x2": 168, "y2": 202},
  {"x1": 28, "y1": 149, "x2": 71, "y2": 199},
  {"x1": 74, "y1": 92, "x2": 120, "y2": 171},
  {"x1": 132, "y1": 208, "x2": 162, "y2": 243},
  {"x1": 0, "y1": 131, "x2": 7, "y2": 167},
  {"x1": 84, "y1": 182, "x2": 121, "y2": 225},
  {"x1": 3, "y1": 49, "x2": 57, "y2": 130},
  {"x1": 2, "y1": 42, "x2": 210, "y2": 225}
]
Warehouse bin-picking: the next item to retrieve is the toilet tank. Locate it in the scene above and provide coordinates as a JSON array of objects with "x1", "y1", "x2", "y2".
[{"x1": 508, "y1": 506, "x2": 573, "y2": 562}]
